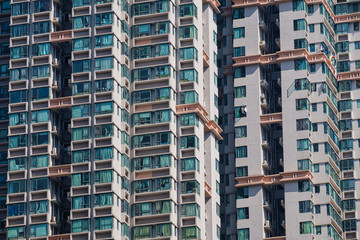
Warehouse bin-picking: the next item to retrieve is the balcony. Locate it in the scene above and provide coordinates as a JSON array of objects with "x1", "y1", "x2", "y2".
[
  {"x1": 204, "y1": 181, "x2": 211, "y2": 198},
  {"x1": 260, "y1": 112, "x2": 282, "y2": 125},
  {"x1": 259, "y1": 40, "x2": 268, "y2": 52},
  {"x1": 50, "y1": 30, "x2": 72, "y2": 43},
  {"x1": 49, "y1": 164, "x2": 71, "y2": 177},
  {"x1": 235, "y1": 170, "x2": 313, "y2": 187},
  {"x1": 259, "y1": 20, "x2": 268, "y2": 31},
  {"x1": 49, "y1": 96, "x2": 72, "y2": 109},
  {"x1": 203, "y1": 50, "x2": 210, "y2": 67},
  {"x1": 48, "y1": 234, "x2": 71, "y2": 240}
]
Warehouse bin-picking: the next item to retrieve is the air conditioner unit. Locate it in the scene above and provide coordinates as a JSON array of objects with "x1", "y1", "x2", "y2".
[
  {"x1": 67, "y1": 59, "x2": 72, "y2": 65},
  {"x1": 52, "y1": 148, "x2": 57, "y2": 155},
  {"x1": 52, "y1": 126, "x2": 57, "y2": 132},
  {"x1": 262, "y1": 140, "x2": 268, "y2": 145},
  {"x1": 261, "y1": 94, "x2": 265, "y2": 99},
  {"x1": 280, "y1": 199, "x2": 284, "y2": 205},
  {"x1": 280, "y1": 158, "x2": 283, "y2": 163},
  {"x1": 67, "y1": 216, "x2": 70, "y2": 221},
  {"x1": 51, "y1": 216, "x2": 56, "y2": 222},
  {"x1": 67, "y1": 14, "x2": 71, "y2": 19},
  {"x1": 264, "y1": 220, "x2": 270, "y2": 227},
  {"x1": 67, "y1": 124, "x2": 71, "y2": 130},
  {"x1": 53, "y1": 17, "x2": 59, "y2": 22},
  {"x1": 53, "y1": 58, "x2": 58, "y2": 65},
  {"x1": 67, "y1": 192, "x2": 70, "y2": 198},
  {"x1": 67, "y1": 79, "x2": 71, "y2": 86}
]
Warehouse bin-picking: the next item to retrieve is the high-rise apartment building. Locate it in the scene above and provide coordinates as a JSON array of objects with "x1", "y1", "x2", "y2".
[
  {"x1": 3, "y1": 0, "x2": 360, "y2": 239},
  {"x1": 217, "y1": 0, "x2": 360, "y2": 239},
  {"x1": 5, "y1": 0, "x2": 222, "y2": 239}
]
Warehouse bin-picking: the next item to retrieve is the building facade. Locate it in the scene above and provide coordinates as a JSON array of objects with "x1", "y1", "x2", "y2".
[
  {"x1": 3, "y1": 0, "x2": 360, "y2": 239},
  {"x1": 217, "y1": 0, "x2": 360, "y2": 240},
  {"x1": 5, "y1": 0, "x2": 222, "y2": 239}
]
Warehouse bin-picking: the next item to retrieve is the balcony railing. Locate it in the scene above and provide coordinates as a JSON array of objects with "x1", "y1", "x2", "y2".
[
  {"x1": 49, "y1": 164, "x2": 71, "y2": 177},
  {"x1": 260, "y1": 112, "x2": 282, "y2": 125},
  {"x1": 50, "y1": 30, "x2": 72, "y2": 43},
  {"x1": 49, "y1": 96, "x2": 72, "y2": 109}
]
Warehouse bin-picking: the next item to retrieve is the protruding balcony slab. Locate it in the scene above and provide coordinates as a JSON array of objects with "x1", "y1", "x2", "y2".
[
  {"x1": 48, "y1": 233, "x2": 71, "y2": 240},
  {"x1": 260, "y1": 112, "x2": 282, "y2": 125},
  {"x1": 49, "y1": 96, "x2": 72, "y2": 109},
  {"x1": 204, "y1": 181, "x2": 212, "y2": 198},
  {"x1": 50, "y1": 30, "x2": 72, "y2": 43},
  {"x1": 49, "y1": 164, "x2": 71, "y2": 177},
  {"x1": 235, "y1": 170, "x2": 313, "y2": 187}
]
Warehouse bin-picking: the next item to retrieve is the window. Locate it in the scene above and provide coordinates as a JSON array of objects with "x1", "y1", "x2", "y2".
[
  {"x1": 0, "y1": 0, "x2": 10, "y2": 13},
  {"x1": 293, "y1": 19, "x2": 307, "y2": 31},
  {"x1": 234, "y1": 27, "x2": 245, "y2": 39},
  {"x1": 341, "y1": 159, "x2": 354, "y2": 171},
  {"x1": 181, "y1": 158, "x2": 199, "y2": 172},
  {"x1": 233, "y1": 8, "x2": 244, "y2": 19},
  {"x1": 72, "y1": 127, "x2": 90, "y2": 141},
  {"x1": 179, "y1": 47, "x2": 198, "y2": 61},
  {"x1": 235, "y1": 86, "x2": 246, "y2": 98},
  {"x1": 95, "y1": 13, "x2": 113, "y2": 26},
  {"x1": 10, "y1": 67, "x2": 28, "y2": 81},
  {"x1": 234, "y1": 46, "x2": 245, "y2": 57},
  {"x1": 72, "y1": 219, "x2": 89, "y2": 233},
  {"x1": 72, "y1": 82, "x2": 90, "y2": 95},
  {"x1": 182, "y1": 227, "x2": 200, "y2": 239},
  {"x1": 296, "y1": 119, "x2": 310, "y2": 131},
  {"x1": 32, "y1": 87, "x2": 49, "y2": 100},
  {"x1": 315, "y1": 205, "x2": 321, "y2": 213},
  {"x1": 8, "y1": 203, "x2": 25, "y2": 216},
  {"x1": 73, "y1": 60, "x2": 90, "y2": 73},
  {"x1": 234, "y1": 67, "x2": 245, "y2": 78},
  {"x1": 293, "y1": 0, "x2": 305, "y2": 11},
  {"x1": 296, "y1": 98, "x2": 310, "y2": 111},
  {"x1": 34, "y1": 0, "x2": 51, "y2": 12},
  {"x1": 298, "y1": 180, "x2": 313, "y2": 192},
  {"x1": 299, "y1": 200, "x2": 313, "y2": 213},
  {"x1": 341, "y1": 179, "x2": 355, "y2": 191},
  {"x1": 343, "y1": 220, "x2": 356, "y2": 232},
  {"x1": 294, "y1": 39, "x2": 308, "y2": 49},
  {"x1": 0, "y1": 64, "x2": 8, "y2": 76},
  {"x1": 33, "y1": 21, "x2": 50, "y2": 34},
  {"x1": 297, "y1": 139, "x2": 311, "y2": 151},
  {"x1": 8, "y1": 158, "x2": 26, "y2": 171},
  {"x1": 181, "y1": 203, "x2": 200, "y2": 218},
  {"x1": 180, "y1": 91, "x2": 198, "y2": 104},
  {"x1": 10, "y1": 45, "x2": 28, "y2": 59},
  {"x1": 30, "y1": 201, "x2": 48, "y2": 214},
  {"x1": 236, "y1": 166, "x2": 248, "y2": 177},
  {"x1": 300, "y1": 222, "x2": 314, "y2": 234},
  {"x1": 181, "y1": 136, "x2": 199, "y2": 149},
  {"x1": 179, "y1": 4, "x2": 197, "y2": 18},
  {"x1": 236, "y1": 146, "x2": 247, "y2": 158},
  {"x1": 30, "y1": 224, "x2": 48, "y2": 238},
  {"x1": 180, "y1": 69, "x2": 197, "y2": 83},
  {"x1": 180, "y1": 114, "x2": 199, "y2": 126},
  {"x1": 31, "y1": 155, "x2": 48, "y2": 168},
  {"x1": 238, "y1": 228, "x2": 250, "y2": 240},
  {"x1": 30, "y1": 178, "x2": 48, "y2": 191},
  {"x1": 180, "y1": 25, "x2": 197, "y2": 39},
  {"x1": 9, "y1": 135, "x2": 27, "y2": 148},
  {"x1": 340, "y1": 139, "x2": 353, "y2": 151},
  {"x1": 235, "y1": 126, "x2": 247, "y2": 138},
  {"x1": 11, "y1": 24, "x2": 28, "y2": 37},
  {"x1": 32, "y1": 65, "x2": 50, "y2": 78},
  {"x1": 73, "y1": 16, "x2": 91, "y2": 29},
  {"x1": 95, "y1": 170, "x2": 113, "y2": 184},
  {"x1": 72, "y1": 150, "x2": 90, "y2": 163},
  {"x1": 10, "y1": 90, "x2": 26, "y2": 103},
  {"x1": 73, "y1": 38, "x2": 91, "y2": 51},
  {"x1": 355, "y1": 41, "x2": 360, "y2": 49},
  {"x1": 72, "y1": 172, "x2": 90, "y2": 186},
  {"x1": 298, "y1": 159, "x2": 312, "y2": 171},
  {"x1": 294, "y1": 59, "x2": 308, "y2": 70},
  {"x1": 95, "y1": 57, "x2": 113, "y2": 70},
  {"x1": 12, "y1": 2, "x2": 29, "y2": 16},
  {"x1": 32, "y1": 110, "x2": 49, "y2": 123}
]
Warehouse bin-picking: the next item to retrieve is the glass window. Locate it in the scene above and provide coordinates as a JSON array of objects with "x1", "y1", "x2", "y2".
[
  {"x1": 9, "y1": 157, "x2": 26, "y2": 171},
  {"x1": 181, "y1": 158, "x2": 199, "y2": 172},
  {"x1": 237, "y1": 207, "x2": 249, "y2": 219},
  {"x1": 73, "y1": 16, "x2": 91, "y2": 29},
  {"x1": 236, "y1": 166, "x2": 248, "y2": 177},
  {"x1": 72, "y1": 127, "x2": 90, "y2": 141},
  {"x1": 9, "y1": 135, "x2": 27, "y2": 148},
  {"x1": 95, "y1": 101, "x2": 113, "y2": 115},
  {"x1": 34, "y1": 0, "x2": 51, "y2": 12},
  {"x1": 299, "y1": 222, "x2": 314, "y2": 234},
  {"x1": 179, "y1": 91, "x2": 198, "y2": 104},
  {"x1": 73, "y1": 38, "x2": 91, "y2": 51},
  {"x1": 10, "y1": 67, "x2": 28, "y2": 81},
  {"x1": 72, "y1": 82, "x2": 91, "y2": 95},
  {"x1": 95, "y1": 57, "x2": 113, "y2": 70},
  {"x1": 32, "y1": 87, "x2": 50, "y2": 100},
  {"x1": 8, "y1": 203, "x2": 25, "y2": 216},
  {"x1": 33, "y1": 21, "x2": 50, "y2": 34},
  {"x1": 179, "y1": 4, "x2": 197, "y2": 18},
  {"x1": 299, "y1": 200, "x2": 313, "y2": 213},
  {"x1": 235, "y1": 126, "x2": 247, "y2": 138},
  {"x1": 95, "y1": 35, "x2": 113, "y2": 48},
  {"x1": 73, "y1": 0, "x2": 90, "y2": 7},
  {"x1": 236, "y1": 146, "x2": 247, "y2": 158},
  {"x1": 10, "y1": 90, "x2": 26, "y2": 103},
  {"x1": 30, "y1": 201, "x2": 48, "y2": 214},
  {"x1": 179, "y1": 25, "x2": 197, "y2": 39},
  {"x1": 95, "y1": 13, "x2": 113, "y2": 26},
  {"x1": 32, "y1": 65, "x2": 50, "y2": 79},
  {"x1": 32, "y1": 110, "x2": 49, "y2": 123},
  {"x1": 10, "y1": 45, "x2": 28, "y2": 59},
  {"x1": 11, "y1": 24, "x2": 27, "y2": 37},
  {"x1": 179, "y1": 47, "x2": 198, "y2": 61},
  {"x1": 181, "y1": 135, "x2": 199, "y2": 149},
  {"x1": 73, "y1": 60, "x2": 90, "y2": 73},
  {"x1": 31, "y1": 155, "x2": 49, "y2": 168},
  {"x1": 72, "y1": 219, "x2": 89, "y2": 233},
  {"x1": 234, "y1": 27, "x2": 245, "y2": 39}
]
